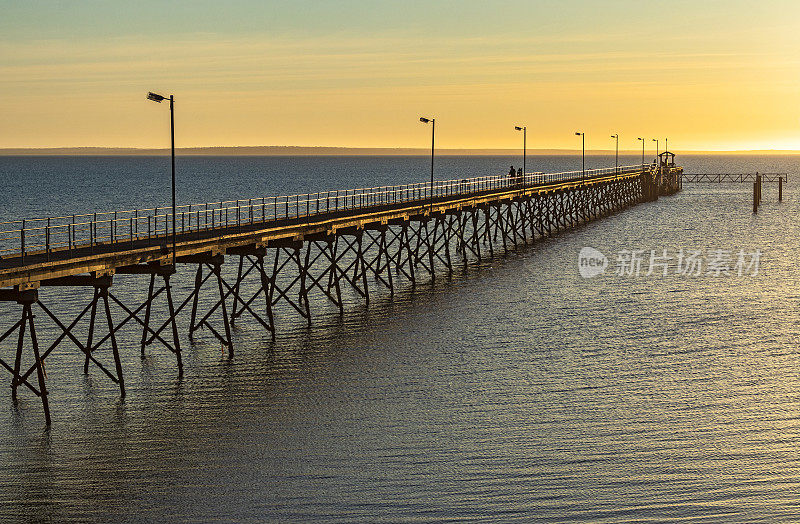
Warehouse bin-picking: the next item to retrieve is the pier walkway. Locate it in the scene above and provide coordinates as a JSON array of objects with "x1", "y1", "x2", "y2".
[{"x1": 0, "y1": 161, "x2": 682, "y2": 424}]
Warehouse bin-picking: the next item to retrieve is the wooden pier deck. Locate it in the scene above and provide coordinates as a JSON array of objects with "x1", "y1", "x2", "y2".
[{"x1": 0, "y1": 162, "x2": 682, "y2": 424}]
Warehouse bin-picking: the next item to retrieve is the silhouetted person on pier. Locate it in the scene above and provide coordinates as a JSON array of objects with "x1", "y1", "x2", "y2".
[
  {"x1": 508, "y1": 165, "x2": 515, "y2": 183},
  {"x1": 517, "y1": 167, "x2": 523, "y2": 186}
]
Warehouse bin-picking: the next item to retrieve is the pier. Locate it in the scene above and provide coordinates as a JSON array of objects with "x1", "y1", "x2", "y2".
[
  {"x1": 679, "y1": 171, "x2": 789, "y2": 212},
  {"x1": 0, "y1": 160, "x2": 683, "y2": 424},
  {"x1": 681, "y1": 173, "x2": 787, "y2": 183}
]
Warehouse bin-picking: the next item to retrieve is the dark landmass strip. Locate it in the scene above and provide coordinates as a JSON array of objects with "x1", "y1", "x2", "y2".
[{"x1": 1, "y1": 146, "x2": 798, "y2": 156}]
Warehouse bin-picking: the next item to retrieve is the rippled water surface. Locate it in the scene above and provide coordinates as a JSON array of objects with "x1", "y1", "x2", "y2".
[{"x1": 0, "y1": 155, "x2": 799, "y2": 522}]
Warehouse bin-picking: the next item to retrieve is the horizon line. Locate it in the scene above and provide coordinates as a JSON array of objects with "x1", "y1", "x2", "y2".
[{"x1": 2, "y1": 145, "x2": 800, "y2": 156}]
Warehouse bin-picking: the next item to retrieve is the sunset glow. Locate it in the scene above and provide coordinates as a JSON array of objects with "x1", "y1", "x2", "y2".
[{"x1": 2, "y1": 1, "x2": 800, "y2": 151}]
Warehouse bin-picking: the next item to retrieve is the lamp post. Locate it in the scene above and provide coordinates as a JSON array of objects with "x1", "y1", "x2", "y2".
[
  {"x1": 515, "y1": 125, "x2": 526, "y2": 183},
  {"x1": 653, "y1": 138, "x2": 659, "y2": 158},
  {"x1": 147, "y1": 92, "x2": 176, "y2": 264},
  {"x1": 611, "y1": 134, "x2": 619, "y2": 173},
  {"x1": 574, "y1": 132, "x2": 585, "y2": 180},
  {"x1": 419, "y1": 117, "x2": 435, "y2": 212},
  {"x1": 665, "y1": 137, "x2": 668, "y2": 152},
  {"x1": 637, "y1": 137, "x2": 645, "y2": 167}
]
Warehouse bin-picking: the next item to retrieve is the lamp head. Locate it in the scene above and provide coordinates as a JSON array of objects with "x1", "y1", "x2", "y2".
[
  {"x1": 575, "y1": 132, "x2": 582, "y2": 136},
  {"x1": 637, "y1": 137, "x2": 644, "y2": 141},
  {"x1": 419, "y1": 117, "x2": 431, "y2": 124},
  {"x1": 147, "y1": 92, "x2": 167, "y2": 103},
  {"x1": 515, "y1": 126, "x2": 523, "y2": 131},
  {"x1": 611, "y1": 134, "x2": 618, "y2": 138}
]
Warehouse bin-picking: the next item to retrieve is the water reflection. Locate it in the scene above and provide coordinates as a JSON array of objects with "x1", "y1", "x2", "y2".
[{"x1": 1, "y1": 156, "x2": 799, "y2": 521}]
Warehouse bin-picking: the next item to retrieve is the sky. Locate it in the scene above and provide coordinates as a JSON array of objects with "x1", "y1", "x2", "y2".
[{"x1": 2, "y1": 0, "x2": 799, "y2": 151}]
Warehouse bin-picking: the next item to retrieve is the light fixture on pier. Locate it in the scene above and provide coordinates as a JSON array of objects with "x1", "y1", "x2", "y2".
[
  {"x1": 420, "y1": 117, "x2": 435, "y2": 212},
  {"x1": 653, "y1": 138, "x2": 659, "y2": 158},
  {"x1": 147, "y1": 91, "x2": 177, "y2": 264},
  {"x1": 147, "y1": 92, "x2": 167, "y2": 103},
  {"x1": 515, "y1": 126, "x2": 526, "y2": 182},
  {"x1": 637, "y1": 137, "x2": 645, "y2": 166},
  {"x1": 575, "y1": 132, "x2": 585, "y2": 180}
]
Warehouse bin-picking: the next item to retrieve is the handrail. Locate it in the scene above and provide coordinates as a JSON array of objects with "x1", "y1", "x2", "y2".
[{"x1": 0, "y1": 164, "x2": 650, "y2": 262}]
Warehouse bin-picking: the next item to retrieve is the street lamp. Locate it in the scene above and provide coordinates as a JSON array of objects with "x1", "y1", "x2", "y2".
[
  {"x1": 665, "y1": 137, "x2": 668, "y2": 152},
  {"x1": 575, "y1": 132, "x2": 585, "y2": 180},
  {"x1": 420, "y1": 117, "x2": 435, "y2": 212},
  {"x1": 653, "y1": 138, "x2": 659, "y2": 158},
  {"x1": 611, "y1": 134, "x2": 619, "y2": 173},
  {"x1": 637, "y1": 137, "x2": 646, "y2": 167},
  {"x1": 515, "y1": 125, "x2": 526, "y2": 183},
  {"x1": 147, "y1": 92, "x2": 176, "y2": 264}
]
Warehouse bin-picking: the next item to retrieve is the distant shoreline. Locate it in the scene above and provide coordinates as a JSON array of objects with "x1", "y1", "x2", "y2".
[{"x1": 1, "y1": 146, "x2": 799, "y2": 156}]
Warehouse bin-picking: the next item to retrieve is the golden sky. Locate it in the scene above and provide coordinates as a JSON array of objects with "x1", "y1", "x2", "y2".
[{"x1": 2, "y1": 1, "x2": 799, "y2": 151}]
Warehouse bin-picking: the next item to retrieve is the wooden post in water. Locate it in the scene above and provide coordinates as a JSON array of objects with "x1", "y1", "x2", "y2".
[
  {"x1": 759, "y1": 174, "x2": 762, "y2": 203},
  {"x1": 753, "y1": 181, "x2": 758, "y2": 213},
  {"x1": 779, "y1": 176, "x2": 783, "y2": 202},
  {"x1": 755, "y1": 173, "x2": 762, "y2": 204}
]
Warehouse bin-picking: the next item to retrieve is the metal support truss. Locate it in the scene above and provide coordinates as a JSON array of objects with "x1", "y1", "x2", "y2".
[
  {"x1": 1, "y1": 172, "x2": 658, "y2": 424},
  {"x1": 115, "y1": 262, "x2": 183, "y2": 375},
  {"x1": 181, "y1": 253, "x2": 233, "y2": 356},
  {"x1": 227, "y1": 247, "x2": 276, "y2": 339},
  {"x1": 0, "y1": 289, "x2": 50, "y2": 424},
  {"x1": 37, "y1": 274, "x2": 126, "y2": 398}
]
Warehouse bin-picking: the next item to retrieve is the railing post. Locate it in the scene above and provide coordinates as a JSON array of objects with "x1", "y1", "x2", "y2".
[
  {"x1": 20, "y1": 219, "x2": 25, "y2": 264},
  {"x1": 46, "y1": 218, "x2": 51, "y2": 261}
]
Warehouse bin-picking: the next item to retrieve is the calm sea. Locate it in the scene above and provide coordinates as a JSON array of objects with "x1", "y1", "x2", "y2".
[{"x1": 0, "y1": 155, "x2": 798, "y2": 522}]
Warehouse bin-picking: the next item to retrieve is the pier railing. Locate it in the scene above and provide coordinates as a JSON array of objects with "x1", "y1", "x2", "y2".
[
  {"x1": 0, "y1": 164, "x2": 647, "y2": 262},
  {"x1": 681, "y1": 173, "x2": 787, "y2": 183}
]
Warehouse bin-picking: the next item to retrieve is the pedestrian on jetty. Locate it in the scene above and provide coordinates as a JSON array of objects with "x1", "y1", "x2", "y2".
[{"x1": 508, "y1": 165, "x2": 516, "y2": 183}]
